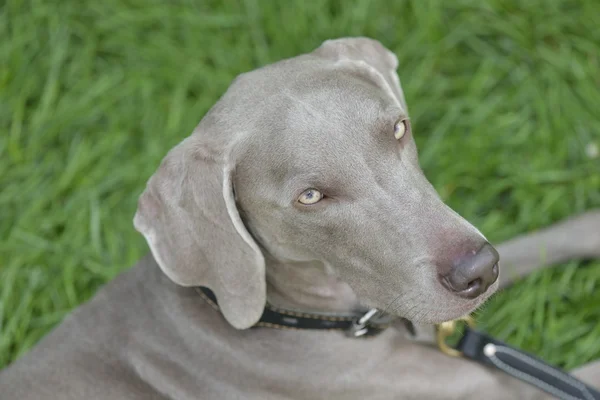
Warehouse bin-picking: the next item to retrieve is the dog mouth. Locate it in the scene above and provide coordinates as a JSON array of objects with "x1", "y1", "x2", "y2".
[
  {"x1": 384, "y1": 277, "x2": 499, "y2": 325},
  {"x1": 432, "y1": 281, "x2": 499, "y2": 323}
]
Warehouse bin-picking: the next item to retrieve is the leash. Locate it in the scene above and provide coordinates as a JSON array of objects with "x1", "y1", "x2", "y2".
[
  {"x1": 437, "y1": 316, "x2": 600, "y2": 400},
  {"x1": 197, "y1": 287, "x2": 599, "y2": 399}
]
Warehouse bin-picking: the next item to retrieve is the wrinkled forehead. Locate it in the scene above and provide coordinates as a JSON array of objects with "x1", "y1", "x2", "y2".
[
  {"x1": 281, "y1": 71, "x2": 400, "y2": 141},
  {"x1": 273, "y1": 73, "x2": 399, "y2": 143},
  {"x1": 237, "y1": 70, "x2": 403, "y2": 186}
]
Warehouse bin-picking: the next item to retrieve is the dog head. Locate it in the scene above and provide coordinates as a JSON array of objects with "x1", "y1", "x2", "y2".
[{"x1": 134, "y1": 37, "x2": 499, "y2": 329}]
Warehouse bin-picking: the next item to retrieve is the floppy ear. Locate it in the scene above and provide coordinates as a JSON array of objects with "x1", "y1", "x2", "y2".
[
  {"x1": 314, "y1": 37, "x2": 408, "y2": 112},
  {"x1": 133, "y1": 133, "x2": 265, "y2": 330}
]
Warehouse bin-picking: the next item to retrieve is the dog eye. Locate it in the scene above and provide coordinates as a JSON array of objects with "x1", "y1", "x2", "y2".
[
  {"x1": 394, "y1": 119, "x2": 409, "y2": 140},
  {"x1": 297, "y1": 189, "x2": 323, "y2": 205}
]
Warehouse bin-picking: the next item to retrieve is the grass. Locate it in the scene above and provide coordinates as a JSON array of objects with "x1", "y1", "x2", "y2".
[{"x1": 1, "y1": 0, "x2": 599, "y2": 371}]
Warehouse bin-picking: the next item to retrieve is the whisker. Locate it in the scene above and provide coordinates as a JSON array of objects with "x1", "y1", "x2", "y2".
[{"x1": 376, "y1": 292, "x2": 405, "y2": 318}]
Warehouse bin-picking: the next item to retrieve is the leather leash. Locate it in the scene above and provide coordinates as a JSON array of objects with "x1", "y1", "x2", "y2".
[{"x1": 437, "y1": 316, "x2": 600, "y2": 400}]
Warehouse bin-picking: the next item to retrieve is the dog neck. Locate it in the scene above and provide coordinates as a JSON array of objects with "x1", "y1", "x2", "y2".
[{"x1": 265, "y1": 258, "x2": 362, "y2": 314}]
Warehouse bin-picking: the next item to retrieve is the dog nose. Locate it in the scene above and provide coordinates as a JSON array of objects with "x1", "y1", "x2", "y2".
[{"x1": 439, "y1": 243, "x2": 499, "y2": 299}]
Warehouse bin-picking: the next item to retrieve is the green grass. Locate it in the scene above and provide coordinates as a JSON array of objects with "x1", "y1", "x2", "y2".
[{"x1": 1, "y1": 0, "x2": 599, "y2": 371}]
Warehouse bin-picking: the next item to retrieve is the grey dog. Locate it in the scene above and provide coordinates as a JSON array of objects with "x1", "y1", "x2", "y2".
[{"x1": 1, "y1": 37, "x2": 599, "y2": 400}]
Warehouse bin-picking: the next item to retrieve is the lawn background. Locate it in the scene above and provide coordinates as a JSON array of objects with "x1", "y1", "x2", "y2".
[{"x1": 1, "y1": 0, "x2": 600, "y2": 371}]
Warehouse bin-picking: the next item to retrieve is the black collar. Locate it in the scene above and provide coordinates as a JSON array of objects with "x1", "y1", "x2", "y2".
[{"x1": 196, "y1": 286, "x2": 398, "y2": 338}]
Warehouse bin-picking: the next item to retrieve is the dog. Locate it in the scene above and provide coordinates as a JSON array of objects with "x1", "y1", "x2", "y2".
[{"x1": 1, "y1": 37, "x2": 599, "y2": 400}]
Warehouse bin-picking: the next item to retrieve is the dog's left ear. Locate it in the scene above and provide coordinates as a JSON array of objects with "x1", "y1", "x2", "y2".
[
  {"x1": 313, "y1": 37, "x2": 408, "y2": 112},
  {"x1": 133, "y1": 125, "x2": 266, "y2": 330}
]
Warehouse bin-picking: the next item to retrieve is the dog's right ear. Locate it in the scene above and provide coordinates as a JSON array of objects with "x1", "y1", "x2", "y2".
[
  {"x1": 314, "y1": 37, "x2": 408, "y2": 113},
  {"x1": 133, "y1": 131, "x2": 266, "y2": 330}
]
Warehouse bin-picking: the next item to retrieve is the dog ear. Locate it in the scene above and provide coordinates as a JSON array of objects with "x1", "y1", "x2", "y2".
[
  {"x1": 313, "y1": 37, "x2": 408, "y2": 113},
  {"x1": 134, "y1": 131, "x2": 265, "y2": 330}
]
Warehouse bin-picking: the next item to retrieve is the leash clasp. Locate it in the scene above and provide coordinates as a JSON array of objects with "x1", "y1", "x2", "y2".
[
  {"x1": 436, "y1": 315, "x2": 475, "y2": 357},
  {"x1": 347, "y1": 308, "x2": 380, "y2": 338}
]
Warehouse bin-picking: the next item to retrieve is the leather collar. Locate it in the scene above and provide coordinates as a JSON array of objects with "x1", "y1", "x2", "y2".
[{"x1": 196, "y1": 286, "x2": 399, "y2": 338}]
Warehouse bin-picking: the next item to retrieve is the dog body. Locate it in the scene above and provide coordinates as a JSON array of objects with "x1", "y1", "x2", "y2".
[
  {"x1": 0, "y1": 255, "x2": 548, "y2": 400},
  {"x1": 1, "y1": 38, "x2": 599, "y2": 399}
]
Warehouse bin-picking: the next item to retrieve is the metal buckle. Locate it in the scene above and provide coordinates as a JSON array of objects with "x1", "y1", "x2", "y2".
[
  {"x1": 347, "y1": 308, "x2": 380, "y2": 338},
  {"x1": 436, "y1": 315, "x2": 475, "y2": 357}
]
